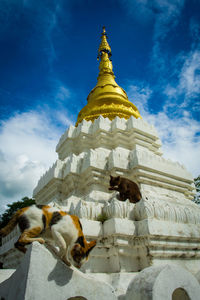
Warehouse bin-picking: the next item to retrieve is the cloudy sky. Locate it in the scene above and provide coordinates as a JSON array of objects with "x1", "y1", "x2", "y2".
[{"x1": 0, "y1": 0, "x2": 200, "y2": 213}]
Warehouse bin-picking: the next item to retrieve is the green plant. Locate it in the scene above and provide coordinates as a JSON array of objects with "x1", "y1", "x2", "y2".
[
  {"x1": 96, "y1": 213, "x2": 108, "y2": 224},
  {"x1": 0, "y1": 197, "x2": 35, "y2": 229}
]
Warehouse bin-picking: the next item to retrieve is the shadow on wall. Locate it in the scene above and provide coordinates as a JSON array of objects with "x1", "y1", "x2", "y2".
[
  {"x1": 48, "y1": 260, "x2": 73, "y2": 286},
  {"x1": 67, "y1": 297, "x2": 88, "y2": 300}
]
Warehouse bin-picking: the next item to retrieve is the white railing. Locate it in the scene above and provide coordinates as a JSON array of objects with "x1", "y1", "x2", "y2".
[{"x1": 0, "y1": 226, "x2": 20, "y2": 255}]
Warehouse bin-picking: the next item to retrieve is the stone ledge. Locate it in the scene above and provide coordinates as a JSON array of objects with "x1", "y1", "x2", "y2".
[
  {"x1": 126, "y1": 264, "x2": 200, "y2": 300},
  {"x1": 136, "y1": 218, "x2": 200, "y2": 238},
  {"x1": 56, "y1": 116, "x2": 160, "y2": 158},
  {"x1": 0, "y1": 242, "x2": 117, "y2": 300},
  {"x1": 103, "y1": 218, "x2": 136, "y2": 236}
]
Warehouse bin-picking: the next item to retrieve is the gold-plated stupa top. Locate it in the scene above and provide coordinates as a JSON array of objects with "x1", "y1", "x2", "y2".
[
  {"x1": 98, "y1": 26, "x2": 111, "y2": 57},
  {"x1": 76, "y1": 27, "x2": 141, "y2": 126}
]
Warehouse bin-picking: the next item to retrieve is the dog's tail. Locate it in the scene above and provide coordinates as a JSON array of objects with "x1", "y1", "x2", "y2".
[{"x1": 0, "y1": 210, "x2": 22, "y2": 237}]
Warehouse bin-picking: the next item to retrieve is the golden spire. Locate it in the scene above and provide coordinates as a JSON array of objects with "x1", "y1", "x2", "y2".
[
  {"x1": 97, "y1": 26, "x2": 111, "y2": 60},
  {"x1": 76, "y1": 27, "x2": 141, "y2": 126}
]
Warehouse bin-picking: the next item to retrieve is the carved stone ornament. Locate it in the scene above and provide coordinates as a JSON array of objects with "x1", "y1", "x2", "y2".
[
  {"x1": 134, "y1": 197, "x2": 200, "y2": 224},
  {"x1": 73, "y1": 200, "x2": 103, "y2": 220},
  {"x1": 103, "y1": 198, "x2": 135, "y2": 219}
]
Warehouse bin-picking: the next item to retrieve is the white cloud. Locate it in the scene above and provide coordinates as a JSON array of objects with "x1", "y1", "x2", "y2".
[
  {"x1": 56, "y1": 85, "x2": 71, "y2": 102},
  {"x1": 179, "y1": 50, "x2": 200, "y2": 99},
  {"x1": 0, "y1": 0, "x2": 66, "y2": 66},
  {"x1": 164, "y1": 48, "x2": 200, "y2": 111},
  {"x1": 120, "y1": 0, "x2": 154, "y2": 22},
  {"x1": 152, "y1": 0, "x2": 185, "y2": 40},
  {"x1": 144, "y1": 111, "x2": 200, "y2": 177},
  {"x1": 189, "y1": 18, "x2": 200, "y2": 41},
  {"x1": 47, "y1": 80, "x2": 76, "y2": 126},
  {"x1": 151, "y1": 0, "x2": 185, "y2": 72},
  {"x1": 127, "y1": 84, "x2": 152, "y2": 112},
  {"x1": 120, "y1": 0, "x2": 185, "y2": 72},
  {"x1": 120, "y1": 0, "x2": 185, "y2": 39},
  {"x1": 0, "y1": 110, "x2": 72, "y2": 214},
  {"x1": 55, "y1": 110, "x2": 74, "y2": 127}
]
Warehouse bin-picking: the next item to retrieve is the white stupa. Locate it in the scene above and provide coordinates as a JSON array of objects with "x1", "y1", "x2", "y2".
[{"x1": 1, "y1": 27, "x2": 200, "y2": 300}]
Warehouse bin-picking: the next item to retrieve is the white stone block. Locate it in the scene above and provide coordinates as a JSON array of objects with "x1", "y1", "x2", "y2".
[
  {"x1": 21, "y1": 116, "x2": 197, "y2": 277},
  {"x1": 75, "y1": 119, "x2": 92, "y2": 136},
  {"x1": 133, "y1": 147, "x2": 193, "y2": 181},
  {"x1": 195, "y1": 270, "x2": 200, "y2": 284},
  {"x1": 92, "y1": 115, "x2": 111, "y2": 132},
  {"x1": 81, "y1": 148, "x2": 110, "y2": 172},
  {"x1": 127, "y1": 116, "x2": 158, "y2": 138},
  {"x1": 88, "y1": 272, "x2": 138, "y2": 297},
  {"x1": 80, "y1": 219, "x2": 102, "y2": 237},
  {"x1": 108, "y1": 147, "x2": 130, "y2": 169},
  {"x1": 134, "y1": 198, "x2": 200, "y2": 224},
  {"x1": 63, "y1": 153, "x2": 83, "y2": 176},
  {"x1": 0, "y1": 242, "x2": 117, "y2": 300},
  {"x1": 126, "y1": 264, "x2": 200, "y2": 300},
  {"x1": 85, "y1": 191, "x2": 111, "y2": 202},
  {"x1": 111, "y1": 116, "x2": 127, "y2": 131},
  {"x1": 136, "y1": 219, "x2": 200, "y2": 238},
  {"x1": 103, "y1": 218, "x2": 136, "y2": 236},
  {"x1": 56, "y1": 125, "x2": 76, "y2": 151},
  {"x1": 103, "y1": 198, "x2": 134, "y2": 219},
  {"x1": 74, "y1": 200, "x2": 103, "y2": 220},
  {"x1": 0, "y1": 270, "x2": 15, "y2": 284}
]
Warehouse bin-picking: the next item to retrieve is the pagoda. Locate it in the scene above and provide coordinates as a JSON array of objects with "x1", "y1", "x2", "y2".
[{"x1": 1, "y1": 27, "x2": 200, "y2": 300}]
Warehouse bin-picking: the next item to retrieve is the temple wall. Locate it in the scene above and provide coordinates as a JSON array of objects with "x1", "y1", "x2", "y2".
[{"x1": 0, "y1": 116, "x2": 199, "y2": 299}]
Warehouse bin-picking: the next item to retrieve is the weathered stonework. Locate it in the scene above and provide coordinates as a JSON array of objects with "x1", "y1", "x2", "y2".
[
  {"x1": 0, "y1": 116, "x2": 199, "y2": 298},
  {"x1": 33, "y1": 116, "x2": 194, "y2": 205}
]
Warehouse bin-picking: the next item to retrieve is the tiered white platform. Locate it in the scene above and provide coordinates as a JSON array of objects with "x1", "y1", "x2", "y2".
[{"x1": 1, "y1": 116, "x2": 200, "y2": 299}]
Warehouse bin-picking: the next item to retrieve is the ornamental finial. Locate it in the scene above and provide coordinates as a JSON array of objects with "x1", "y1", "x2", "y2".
[{"x1": 97, "y1": 26, "x2": 112, "y2": 61}]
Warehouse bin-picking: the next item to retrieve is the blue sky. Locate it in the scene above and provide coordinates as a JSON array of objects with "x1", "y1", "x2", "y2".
[{"x1": 0, "y1": 0, "x2": 200, "y2": 212}]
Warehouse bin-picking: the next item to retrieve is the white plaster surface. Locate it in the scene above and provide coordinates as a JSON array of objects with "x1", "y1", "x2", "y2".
[
  {"x1": 195, "y1": 270, "x2": 200, "y2": 284},
  {"x1": 88, "y1": 272, "x2": 138, "y2": 297},
  {"x1": 0, "y1": 116, "x2": 199, "y2": 294},
  {"x1": 0, "y1": 269, "x2": 15, "y2": 283},
  {"x1": 126, "y1": 264, "x2": 200, "y2": 300},
  {"x1": 103, "y1": 218, "x2": 136, "y2": 236},
  {"x1": 0, "y1": 242, "x2": 117, "y2": 300},
  {"x1": 33, "y1": 116, "x2": 194, "y2": 205}
]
